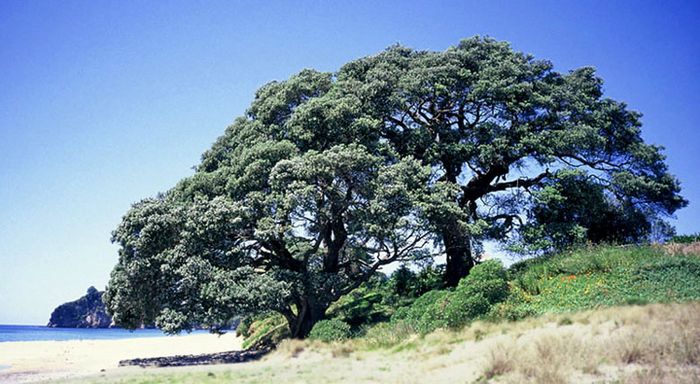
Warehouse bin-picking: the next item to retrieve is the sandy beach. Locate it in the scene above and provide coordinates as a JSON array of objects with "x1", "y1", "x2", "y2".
[{"x1": 0, "y1": 332, "x2": 242, "y2": 383}]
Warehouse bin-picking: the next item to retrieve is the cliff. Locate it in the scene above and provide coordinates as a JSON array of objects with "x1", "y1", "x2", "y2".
[{"x1": 47, "y1": 286, "x2": 113, "y2": 328}]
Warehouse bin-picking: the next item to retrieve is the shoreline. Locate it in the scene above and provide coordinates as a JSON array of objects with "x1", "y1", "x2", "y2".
[{"x1": 0, "y1": 332, "x2": 243, "y2": 383}]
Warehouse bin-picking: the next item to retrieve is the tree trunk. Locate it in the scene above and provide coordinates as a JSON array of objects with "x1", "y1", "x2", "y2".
[
  {"x1": 289, "y1": 297, "x2": 327, "y2": 339},
  {"x1": 438, "y1": 158, "x2": 476, "y2": 287},
  {"x1": 443, "y1": 227, "x2": 475, "y2": 287}
]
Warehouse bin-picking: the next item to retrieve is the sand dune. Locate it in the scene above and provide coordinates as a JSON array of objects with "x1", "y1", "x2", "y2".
[{"x1": 0, "y1": 332, "x2": 242, "y2": 383}]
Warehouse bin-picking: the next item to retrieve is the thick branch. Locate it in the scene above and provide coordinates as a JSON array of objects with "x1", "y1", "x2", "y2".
[{"x1": 486, "y1": 170, "x2": 550, "y2": 194}]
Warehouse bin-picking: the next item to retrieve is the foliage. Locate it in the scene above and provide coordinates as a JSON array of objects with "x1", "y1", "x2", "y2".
[
  {"x1": 510, "y1": 170, "x2": 673, "y2": 254},
  {"x1": 672, "y1": 233, "x2": 700, "y2": 244},
  {"x1": 487, "y1": 284, "x2": 538, "y2": 321},
  {"x1": 239, "y1": 313, "x2": 289, "y2": 350},
  {"x1": 105, "y1": 142, "x2": 440, "y2": 338},
  {"x1": 308, "y1": 319, "x2": 353, "y2": 342},
  {"x1": 333, "y1": 37, "x2": 686, "y2": 284},
  {"x1": 441, "y1": 260, "x2": 509, "y2": 328},
  {"x1": 391, "y1": 260, "x2": 509, "y2": 333},
  {"x1": 502, "y1": 245, "x2": 700, "y2": 315},
  {"x1": 357, "y1": 321, "x2": 416, "y2": 349},
  {"x1": 389, "y1": 264, "x2": 445, "y2": 298},
  {"x1": 324, "y1": 264, "x2": 445, "y2": 331},
  {"x1": 236, "y1": 312, "x2": 273, "y2": 339},
  {"x1": 105, "y1": 36, "x2": 686, "y2": 340},
  {"x1": 260, "y1": 245, "x2": 700, "y2": 348},
  {"x1": 456, "y1": 260, "x2": 509, "y2": 303},
  {"x1": 324, "y1": 275, "x2": 397, "y2": 328},
  {"x1": 349, "y1": 245, "x2": 700, "y2": 336},
  {"x1": 391, "y1": 289, "x2": 451, "y2": 334}
]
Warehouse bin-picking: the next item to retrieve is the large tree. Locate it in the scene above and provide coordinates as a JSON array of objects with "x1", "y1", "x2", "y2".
[
  {"x1": 105, "y1": 37, "x2": 685, "y2": 337},
  {"x1": 331, "y1": 37, "x2": 686, "y2": 285}
]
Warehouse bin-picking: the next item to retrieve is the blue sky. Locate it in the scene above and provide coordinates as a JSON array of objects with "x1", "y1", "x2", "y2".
[{"x1": 1, "y1": 1, "x2": 698, "y2": 325}]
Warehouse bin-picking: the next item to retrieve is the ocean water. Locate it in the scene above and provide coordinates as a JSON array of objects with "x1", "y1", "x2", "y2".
[{"x1": 0, "y1": 325, "x2": 209, "y2": 342}]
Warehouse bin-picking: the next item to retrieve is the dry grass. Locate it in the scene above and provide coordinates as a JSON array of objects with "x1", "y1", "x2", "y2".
[
  {"x1": 660, "y1": 241, "x2": 700, "y2": 256},
  {"x1": 483, "y1": 344, "x2": 514, "y2": 379},
  {"x1": 259, "y1": 302, "x2": 700, "y2": 383},
  {"x1": 63, "y1": 302, "x2": 700, "y2": 384},
  {"x1": 480, "y1": 302, "x2": 700, "y2": 383},
  {"x1": 624, "y1": 365, "x2": 700, "y2": 384}
]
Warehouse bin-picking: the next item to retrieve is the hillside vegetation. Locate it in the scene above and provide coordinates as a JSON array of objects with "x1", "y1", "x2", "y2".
[
  {"x1": 240, "y1": 244, "x2": 700, "y2": 349},
  {"x1": 71, "y1": 244, "x2": 700, "y2": 383},
  {"x1": 498, "y1": 244, "x2": 700, "y2": 318}
]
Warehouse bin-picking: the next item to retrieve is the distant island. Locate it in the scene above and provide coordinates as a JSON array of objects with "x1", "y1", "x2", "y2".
[{"x1": 47, "y1": 286, "x2": 113, "y2": 328}]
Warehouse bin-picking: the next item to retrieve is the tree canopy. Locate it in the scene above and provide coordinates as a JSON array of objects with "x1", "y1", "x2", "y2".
[{"x1": 105, "y1": 37, "x2": 686, "y2": 338}]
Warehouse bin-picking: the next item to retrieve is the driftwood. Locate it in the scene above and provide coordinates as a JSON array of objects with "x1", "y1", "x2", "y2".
[{"x1": 118, "y1": 348, "x2": 268, "y2": 368}]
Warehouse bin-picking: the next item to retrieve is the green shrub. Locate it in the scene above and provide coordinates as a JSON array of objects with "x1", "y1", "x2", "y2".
[
  {"x1": 391, "y1": 289, "x2": 451, "y2": 333},
  {"x1": 323, "y1": 266, "x2": 446, "y2": 336},
  {"x1": 442, "y1": 292, "x2": 490, "y2": 328},
  {"x1": 489, "y1": 300, "x2": 537, "y2": 321},
  {"x1": 309, "y1": 318, "x2": 353, "y2": 342},
  {"x1": 513, "y1": 272, "x2": 543, "y2": 295},
  {"x1": 623, "y1": 297, "x2": 649, "y2": 306},
  {"x1": 389, "y1": 265, "x2": 418, "y2": 297},
  {"x1": 236, "y1": 311, "x2": 273, "y2": 338},
  {"x1": 487, "y1": 284, "x2": 537, "y2": 321},
  {"x1": 438, "y1": 260, "x2": 509, "y2": 328},
  {"x1": 389, "y1": 264, "x2": 445, "y2": 298},
  {"x1": 671, "y1": 233, "x2": 700, "y2": 244},
  {"x1": 558, "y1": 317, "x2": 573, "y2": 326},
  {"x1": 630, "y1": 257, "x2": 700, "y2": 301},
  {"x1": 325, "y1": 271, "x2": 431, "y2": 330},
  {"x1": 414, "y1": 295, "x2": 451, "y2": 333},
  {"x1": 457, "y1": 260, "x2": 509, "y2": 303},
  {"x1": 240, "y1": 313, "x2": 289, "y2": 349},
  {"x1": 390, "y1": 261, "x2": 510, "y2": 333},
  {"x1": 236, "y1": 318, "x2": 253, "y2": 338},
  {"x1": 360, "y1": 321, "x2": 414, "y2": 349},
  {"x1": 326, "y1": 284, "x2": 396, "y2": 327}
]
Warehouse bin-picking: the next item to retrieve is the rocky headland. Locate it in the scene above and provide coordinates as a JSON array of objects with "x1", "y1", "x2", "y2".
[{"x1": 47, "y1": 286, "x2": 113, "y2": 328}]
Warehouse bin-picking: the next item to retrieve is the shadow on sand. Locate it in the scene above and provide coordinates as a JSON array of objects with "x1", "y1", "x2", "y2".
[{"x1": 119, "y1": 348, "x2": 268, "y2": 368}]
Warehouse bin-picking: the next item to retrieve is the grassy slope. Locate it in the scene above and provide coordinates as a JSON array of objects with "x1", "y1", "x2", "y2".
[
  {"x1": 66, "y1": 245, "x2": 700, "y2": 384},
  {"x1": 496, "y1": 245, "x2": 700, "y2": 319}
]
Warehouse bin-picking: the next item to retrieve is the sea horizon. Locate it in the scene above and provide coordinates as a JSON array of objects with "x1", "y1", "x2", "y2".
[{"x1": 0, "y1": 324, "x2": 211, "y2": 343}]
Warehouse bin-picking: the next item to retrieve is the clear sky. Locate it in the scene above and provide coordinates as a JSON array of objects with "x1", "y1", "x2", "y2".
[{"x1": 1, "y1": 1, "x2": 698, "y2": 325}]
